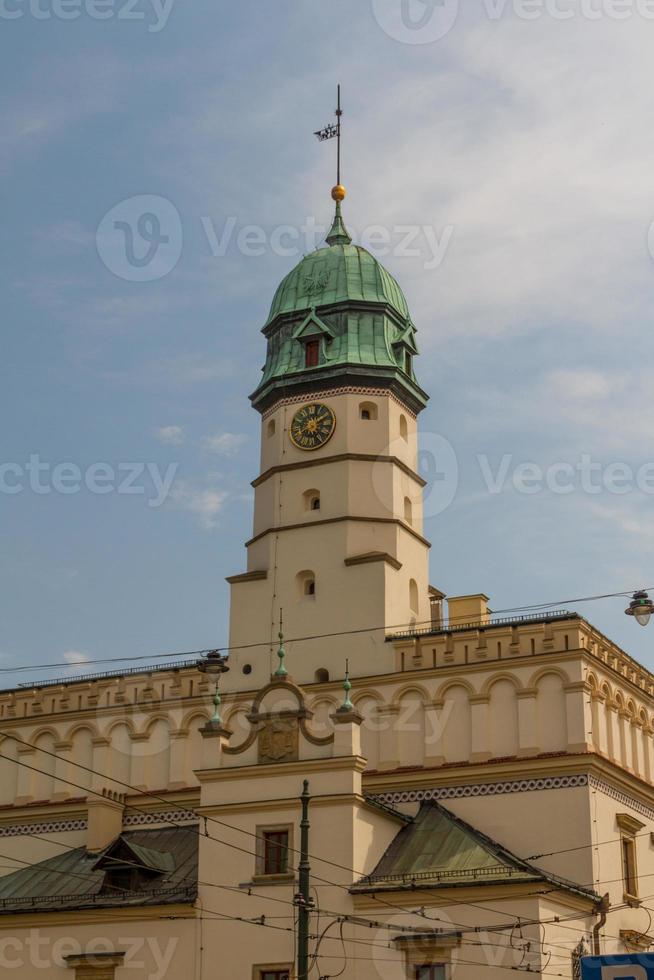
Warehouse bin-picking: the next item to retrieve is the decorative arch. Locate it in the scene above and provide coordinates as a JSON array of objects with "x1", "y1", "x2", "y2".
[
  {"x1": 528, "y1": 666, "x2": 571, "y2": 689},
  {"x1": 391, "y1": 683, "x2": 431, "y2": 709},
  {"x1": 481, "y1": 673, "x2": 523, "y2": 697},
  {"x1": 436, "y1": 678, "x2": 476, "y2": 701},
  {"x1": 65, "y1": 722, "x2": 98, "y2": 742},
  {"x1": 28, "y1": 725, "x2": 60, "y2": 745},
  {"x1": 359, "y1": 401, "x2": 378, "y2": 421},
  {"x1": 180, "y1": 709, "x2": 212, "y2": 733}
]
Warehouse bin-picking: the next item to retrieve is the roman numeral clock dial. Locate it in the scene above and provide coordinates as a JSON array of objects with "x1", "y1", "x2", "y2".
[{"x1": 289, "y1": 402, "x2": 336, "y2": 451}]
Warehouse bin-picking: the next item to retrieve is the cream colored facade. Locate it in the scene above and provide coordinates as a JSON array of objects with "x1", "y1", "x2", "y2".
[{"x1": 0, "y1": 210, "x2": 652, "y2": 980}]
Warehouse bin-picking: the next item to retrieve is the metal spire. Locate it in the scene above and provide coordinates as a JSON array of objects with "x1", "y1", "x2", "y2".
[
  {"x1": 274, "y1": 609, "x2": 288, "y2": 678},
  {"x1": 315, "y1": 85, "x2": 351, "y2": 247},
  {"x1": 341, "y1": 659, "x2": 353, "y2": 711}
]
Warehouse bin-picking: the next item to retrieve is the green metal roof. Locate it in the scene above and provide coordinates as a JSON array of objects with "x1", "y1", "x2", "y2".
[
  {"x1": 266, "y1": 241, "x2": 410, "y2": 326},
  {"x1": 251, "y1": 202, "x2": 429, "y2": 414},
  {"x1": 0, "y1": 826, "x2": 197, "y2": 914},
  {"x1": 352, "y1": 802, "x2": 599, "y2": 902}
]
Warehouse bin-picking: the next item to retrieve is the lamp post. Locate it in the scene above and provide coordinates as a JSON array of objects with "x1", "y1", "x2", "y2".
[
  {"x1": 624, "y1": 591, "x2": 654, "y2": 628},
  {"x1": 196, "y1": 650, "x2": 230, "y2": 726}
]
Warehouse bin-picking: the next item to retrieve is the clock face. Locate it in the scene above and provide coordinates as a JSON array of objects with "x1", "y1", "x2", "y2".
[{"x1": 289, "y1": 402, "x2": 336, "y2": 451}]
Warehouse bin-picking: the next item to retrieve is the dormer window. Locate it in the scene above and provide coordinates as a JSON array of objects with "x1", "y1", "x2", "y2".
[{"x1": 305, "y1": 340, "x2": 319, "y2": 368}]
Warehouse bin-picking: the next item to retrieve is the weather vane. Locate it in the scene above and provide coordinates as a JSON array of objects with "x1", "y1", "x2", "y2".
[{"x1": 314, "y1": 84, "x2": 345, "y2": 202}]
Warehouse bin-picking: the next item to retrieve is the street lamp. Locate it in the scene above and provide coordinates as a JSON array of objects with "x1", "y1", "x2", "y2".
[
  {"x1": 196, "y1": 649, "x2": 230, "y2": 726},
  {"x1": 625, "y1": 590, "x2": 654, "y2": 628}
]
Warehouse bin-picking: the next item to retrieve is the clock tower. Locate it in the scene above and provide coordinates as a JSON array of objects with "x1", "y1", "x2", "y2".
[{"x1": 226, "y1": 191, "x2": 431, "y2": 685}]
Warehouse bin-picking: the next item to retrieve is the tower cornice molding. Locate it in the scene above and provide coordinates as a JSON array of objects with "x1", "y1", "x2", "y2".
[
  {"x1": 244, "y1": 515, "x2": 431, "y2": 550},
  {"x1": 252, "y1": 371, "x2": 428, "y2": 417},
  {"x1": 251, "y1": 452, "x2": 427, "y2": 490}
]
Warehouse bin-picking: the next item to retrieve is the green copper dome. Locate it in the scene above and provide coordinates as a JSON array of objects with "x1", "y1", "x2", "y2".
[
  {"x1": 251, "y1": 202, "x2": 428, "y2": 415},
  {"x1": 266, "y1": 212, "x2": 410, "y2": 326}
]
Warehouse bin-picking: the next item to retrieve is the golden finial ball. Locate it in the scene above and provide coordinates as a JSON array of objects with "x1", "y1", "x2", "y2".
[{"x1": 331, "y1": 184, "x2": 346, "y2": 202}]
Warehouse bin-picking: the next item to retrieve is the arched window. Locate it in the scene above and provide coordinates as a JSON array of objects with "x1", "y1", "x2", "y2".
[
  {"x1": 315, "y1": 668, "x2": 329, "y2": 684},
  {"x1": 303, "y1": 489, "x2": 320, "y2": 512},
  {"x1": 409, "y1": 578, "x2": 419, "y2": 614},
  {"x1": 399, "y1": 414, "x2": 408, "y2": 442},
  {"x1": 267, "y1": 418, "x2": 276, "y2": 437},
  {"x1": 297, "y1": 570, "x2": 316, "y2": 597},
  {"x1": 403, "y1": 497, "x2": 413, "y2": 525},
  {"x1": 359, "y1": 401, "x2": 378, "y2": 421}
]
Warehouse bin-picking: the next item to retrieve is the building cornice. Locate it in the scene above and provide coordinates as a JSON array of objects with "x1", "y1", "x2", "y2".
[
  {"x1": 244, "y1": 515, "x2": 431, "y2": 550},
  {"x1": 251, "y1": 452, "x2": 427, "y2": 490}
]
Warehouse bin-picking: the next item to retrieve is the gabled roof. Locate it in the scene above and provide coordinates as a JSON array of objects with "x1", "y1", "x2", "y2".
[
  {"x1": 91, "y1": 836, "x2": 175, "y2": 875},
  {"x1": 351, "y1": 801, "x2": 599, "y2": 903},
  {"x1": 0, "y1": 826, "x2": 197, "y2": 915}
]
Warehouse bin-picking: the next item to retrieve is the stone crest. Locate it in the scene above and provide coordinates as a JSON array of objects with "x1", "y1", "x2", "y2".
[{"x1": 258, "y1": 718, "x2": 298, "y2": 765}]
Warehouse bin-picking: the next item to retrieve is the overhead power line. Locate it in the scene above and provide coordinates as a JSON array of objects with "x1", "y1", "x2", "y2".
[{"x1": 0, "y1": 584, "x2": 649, "y2": 677}]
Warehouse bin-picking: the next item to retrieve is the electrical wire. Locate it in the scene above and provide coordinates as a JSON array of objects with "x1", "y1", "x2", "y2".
[
  {"x1": 0, "y1": 742, "x2": 634, "y2": 957},
  {"x1": 1, "y1": 583, "x2": 648, "y2": 677}
]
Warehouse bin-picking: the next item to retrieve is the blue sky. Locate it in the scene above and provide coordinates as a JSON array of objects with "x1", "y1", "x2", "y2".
[{"x1": 2, "y1": 0, "x2": 654, "y2": 683}]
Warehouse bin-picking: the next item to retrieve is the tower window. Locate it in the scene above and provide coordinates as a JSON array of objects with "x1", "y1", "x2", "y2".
[
  {"x1": 297, "y1": 570, "x2": 316, "y2": 597},
  {"x1": 404, "y1": 497, "x2": 413, "y2": 525},
  {"x1": 409, "y1": 578, "x2": 419, "y2": 614},
  {"x1": 305, "y1": 340, "x2": 320, "y2": 368},
  {"x1": 399, "y1": 414, "x2": 408, "y2": 442},
  {"x1": 267, "y1": 419, "x2": 276, "y2": 437},
  {"x1": 315, "y1": 668, "x2": 329, "y2": 684},
  {"x1": 359, "y1": 401, "x2": 378, "y2": 421},
  {"x1": 404, "y1": 351, "x2": 413, "y2": 375},
  {"x1": 303, "y1": 489, "x2": 320, "y2": 512}
]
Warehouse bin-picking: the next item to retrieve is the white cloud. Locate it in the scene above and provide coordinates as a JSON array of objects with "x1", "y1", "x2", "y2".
[
  {"x1": 155, "y1": 425, "x2": 185, "y2": 447},
  {"x1": 167, "y1": 482, "x2": 229, "y2": 531},
  {"x1": 202, "y1": 432, "x2": 247, "y2": 456}
]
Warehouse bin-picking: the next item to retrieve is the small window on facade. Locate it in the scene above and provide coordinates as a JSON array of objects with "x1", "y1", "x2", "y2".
[
  {"x1": 405, "y1": 351, "x2": 413, "y2": 375},
  {"x1": 622, "y1": 836, "x2": 638, "y2": 898},
  {"x1": 359, "y1": 401, "x2": 378, "y2": 421},
  {"x1": 267, "y1": 419, "x2": 276, "y2": 437},
  {"x1": 415, "y1": 968, "x2": 446, "y2": 980},
  {"x1": 303, "y1": 489, "x2": 320, "y2": 511},
  {"x1": 263, "y1": 830, "x2": 289, "y2": 875},
  {"x1": 260, "y1": 972, "x2": 290, "y2": 980},
  {"x1": 409, "y1": 578, "x2": 419, "y2": 614},
  {"x1": 404, "y1": 497, "x2": 413, "y2": 525},
  {"x1": 399, "y1": 414, "x2": 408, "y2": 441},
  {"x1": 315, "y1": 668, "x2": 329, "y2": 684},
  {"x1": 305, "y1": 340, "x2": 320, "y2": 368},
  {"x1": 297, "y1": 570, "x2": 316, "y2": 597}
]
